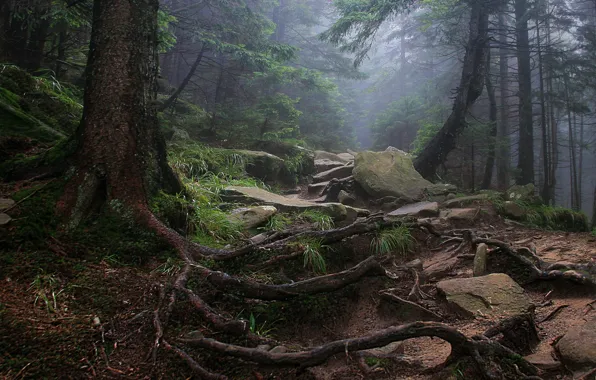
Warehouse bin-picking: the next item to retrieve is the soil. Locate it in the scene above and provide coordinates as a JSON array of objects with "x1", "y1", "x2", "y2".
[{"x1": 1, "y1": 177, "x2": 596, "y2": 379}]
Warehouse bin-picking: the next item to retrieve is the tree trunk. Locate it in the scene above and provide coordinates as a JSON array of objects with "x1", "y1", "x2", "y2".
[
  {"x1": 272, "y1": 0, "x2": 286, "y2": 42},
  {"x1": 481, "y1": 48, "x2": 497, "y2": 189},
  {"x1": 536, "y1": 18, "x2": 551, "y2": 204},
  {"x1": 57, "y1": 0, "x2": 181, "y2": 228},
  {"x1": 159, "y1": 45, "x2": 205, "y2": 112},
  {"x1": 496, "y1": 8, "x2": 510, "y2": 189},
  {"x1": 413, "y1": 0, "x2": 489, "y2": 179},
  {"x1": 592, "y1": 185, "x2": 596, "y2": 229},
  {"x1": 514, "y1": 0, "x2": 534, "y2": 185}
]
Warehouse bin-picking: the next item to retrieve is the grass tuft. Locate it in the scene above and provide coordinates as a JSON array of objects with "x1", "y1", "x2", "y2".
[{"x1": 371, "y1": 225, "x2": 413, "y2": 256}]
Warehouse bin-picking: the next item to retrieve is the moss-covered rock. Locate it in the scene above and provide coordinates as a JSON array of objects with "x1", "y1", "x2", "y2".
[
  {"x1": 353, "y1": 150, "x2": 452, "y2": 200},
  {"x1": 0, "y1": 65, "x2": 82, "y2": 141}
]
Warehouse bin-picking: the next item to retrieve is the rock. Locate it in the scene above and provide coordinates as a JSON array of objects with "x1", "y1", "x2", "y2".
[
  {"x1": 228, "y1": 206, "x2": 277, "y2": 229},
  {"x1": 315, "y1": 159, "x2": 345, "y2": 172},
  {"x1": 557, "y1": 316, "x2": 596, "y2": 369},
  {"x1": 337, "y1": 153, "x2": 354, "y2": 161},
  {"x1": 524, "y1": 351, "x2": 561, "y2": 371},
  {"x1": 502, "y1": 201, "x2": 525, "y2": 219},
  {"x1": 0, "y1": 213, "x2": 11, "y2": 225},
  {"x1": 423, "y1": 256, "x2": 459, "y2": 281},
  {"x1": 269, "y1": 345, "x2": 288, "y2": 354},
  {"x1": 282, "y1": 187, "x2": 301, "y2": 195},
  {"x1": 338, "y1": 190, "x2": 356, "y2": 205},
  {"x1": 440, "y1": 208, "x2": 478, "y2": 222},
  {"x1": 0, "y1": 198, "x2": 15, "y2": 211},
  {"x1": 436, "y1": 273, "x2": 532, "y2": 318},
  {"x1": 473, "y1": 243, "x2": 488, "y2": 277},
  {"x1": 442, "y1": 194, "x2": 489, "y2": 208},
  {"x1": 171, "y1": 127, "x2": 190, "y2": 141},
  {"x1": 506, "y1": 184, "x2": 539, "y2": 204},
  {"x1": 359, "y1": 341, "x2": 404, "y2": 357},
  {"x1": 385, "y1": 146, "x2": 404, "y2": 152},
  {"x1": 257, "y1": 344, "x2": 271, "y2": 351},
  {"x1": 308, "y1": 181, "x2": 329, "y2": 195},
  {"x1": 314, "y1": 150, "x2": 351, "y2": 163},
  {"x1": 353, "y1": 150, "x2": 454, "y2": 200},
  {"x1": 250, "y1": 232, "x2": 269, "y2": 245},
  {"x1": 388, "y1": 201, "x2": 439, "y2": 218},
  {"x1": 252, "y1": 140, "x2": 316, "y2": 176},
  {"x1": 222, "y1": 186, "x2": 368, "y2": 220},
  {"x1": 234, "y1": 150, "x2": 285, "y2": 181},
  {"x1": 312, "y1": 165, "x2": 354, "y2": 182}
]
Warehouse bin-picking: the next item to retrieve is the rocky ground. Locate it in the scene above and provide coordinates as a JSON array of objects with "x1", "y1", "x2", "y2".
[{"x1": 1, "y1": 146, "x2": 595, "y2": 379}]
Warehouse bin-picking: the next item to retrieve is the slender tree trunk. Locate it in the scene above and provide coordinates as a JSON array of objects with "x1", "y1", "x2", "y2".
[
  {"x1": 272, "y1": 0, "x2": 286, "y2": 42},
  {"x1": 496, "y1": 8, "x2": 510, "y2": 189},
  {"x1": 159, "y1": 45, "x2": 205, "y2": 112},
  {"x1": 414, "y1": 0, "x2": 489, "y2": 179},
  {"x1": 592, "y1": 185, "x2": 596, "y2": 229},
  {"x1": 545, "y1": 12, "x2": 557, "y2": 202},
  {"x1": 482, "y1": 48, "x2": 497, "y2": 189},
  {"x1": 515, "y1": 0, "x2": 534, "y2": 185},
  {"x1": 578, "y1": 113, "x2": 584, "y2": 209},
  {"x1": 564, "y1": 79, "x2": 578, "y2": 211},
  {"x1": 536, "y1": 18, "x2": 551, "y2": 204},
  {"x1": 57, "y1": 0, "x2": 181, "y2": 228}
]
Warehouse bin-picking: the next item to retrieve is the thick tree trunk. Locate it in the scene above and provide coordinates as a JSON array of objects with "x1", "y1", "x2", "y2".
[
  {"x1": 496, "y1": 8, "x2": 510, "y2": 189},
  {"x1": 515, "y1": 0, "x2": 534, "y2": 185},
  {"x1": 592, "y1": 185, "x2": 596, "y2": 229},
  {"x1": 413, "y1": 1, "x2": 489, "y2": 179},
  {"x1": 481, "y1": 49, "x2": 497, "y2": 189},
  {"x1": 57, "y1": 0, "x2": 181, "y2": 228}
]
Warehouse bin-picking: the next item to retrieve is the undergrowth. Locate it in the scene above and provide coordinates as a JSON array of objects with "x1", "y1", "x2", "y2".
[{"x1": 371, "y1": 225, "x2": 413, "y2": 256}]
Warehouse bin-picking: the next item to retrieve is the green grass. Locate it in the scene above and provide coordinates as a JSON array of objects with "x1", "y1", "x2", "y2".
[
  {"x1": 371, "y1": 225, "x2": 413, "y2": 256},
  {"x1": 299, "y1": 237, "x2": 328, "y2": 274},
  {"x1": 298, "y1": 210, "x2": 334, "y2": 230},
  {"x1": 261, "y1": 213, "x2": 292, "y2": 232}
]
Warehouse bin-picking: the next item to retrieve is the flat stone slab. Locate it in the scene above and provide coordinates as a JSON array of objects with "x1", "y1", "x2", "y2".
[
  {"x1": 437, "y1": 273, "x2": 532, "y2": 318},
  {"x1": 315, "y1": 159, "x2": 345, "y2": 173},
  {"x1": 223, "y1": 186, "x2": 368, "y2": 220},
  {"x1": 557, "y1": 316, "x2": 596, "y2": 370},
  {"x1": 313, "y1": 165, "x2": 354, "y2": 182},
  {"x1": 388, "y1": 201, "x2": 439, "y2": 218},
  {"x1": 314, "y1": 150, "x2": 351, "y2": 163}
]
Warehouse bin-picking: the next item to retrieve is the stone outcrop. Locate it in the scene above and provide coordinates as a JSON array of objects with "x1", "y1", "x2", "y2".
[
  {"x1": 436, "y1": 273, "x2": 532, "y2": 318},
  {"x1": 557, "y1": 316, "x2": 596, "y2": 370},
  {"x1": 227, "y1": 206, "x2": 277, "y2": 229},
  {"x1": 387, "y1": 201, "x2": 440, "y2": 218}
]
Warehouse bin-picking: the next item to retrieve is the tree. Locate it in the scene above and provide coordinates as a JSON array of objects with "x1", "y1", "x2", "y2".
[
  {"x1": 57, "y1": 0, "x2": 180, "y2": 228},
  {"x1": 322, "y1": 0, "x2": 491, "y2": 179}
]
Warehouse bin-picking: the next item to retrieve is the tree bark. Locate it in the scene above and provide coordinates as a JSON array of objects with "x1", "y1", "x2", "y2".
[
  {"x1": 591, "y1": 185, "x2": 596, "y2": 229},
  {"x1": 57, "y1": 0, "x2": 181, "y2": 228},
  {"x1": 496, "y1": 8, "x2": 510, "y2": 190},
  {"x1": 536, "y1": 18, "x2": 551, "y2": 204},
  {"x1": 413, "y1": 0, "x2": 489, "y2": 179},
  {"x1": 481, "y1": 48, "x2": 497, "y2": 189},
  {"x1": 514, "y1": 0, "x2": 535, "y2": 185}
]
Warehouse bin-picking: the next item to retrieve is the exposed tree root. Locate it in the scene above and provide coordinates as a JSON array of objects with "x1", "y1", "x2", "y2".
[
  {"x1": 195, "y1": 255, "x2": 387, "y2": 300},
  {"x1": 163, "y1": 340, "x2": 227, "y2": 380},
  {"x1": 177, "y1": 321, "x2": 539, "y2": 378}
]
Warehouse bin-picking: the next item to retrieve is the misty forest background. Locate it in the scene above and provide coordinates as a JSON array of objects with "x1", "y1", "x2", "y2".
[{"x1": 1, "y1": 0, "x2": 595, "y2": 219}]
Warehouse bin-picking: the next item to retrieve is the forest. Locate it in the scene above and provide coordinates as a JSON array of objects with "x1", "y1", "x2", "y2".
[{"x1": 0, "y1": 0, "x2": 596, "y2": 379}]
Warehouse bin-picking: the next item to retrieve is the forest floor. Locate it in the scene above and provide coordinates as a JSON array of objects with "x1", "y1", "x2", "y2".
[{"x1": 2, "y1": 172, "x2": 596, "y2": 380}]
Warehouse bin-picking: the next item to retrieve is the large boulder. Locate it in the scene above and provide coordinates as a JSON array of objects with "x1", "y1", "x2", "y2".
[
  {"x1": 440, "y1": 208, "x2": 478, "y2": 222},
  {"x1": 251, "y1": 140, "x2": 315, "y2": 177},
  {"x1": 222, "y1": 186, "x2": 368, "y2": 221},
  {"x1": 506, "y1": 183, "x2": 540, "y2": 204},
  {"x1": 312, "y1": 165, "x2": 354, "y2": 182},
  {"x1": 442, "y1": 194, "x2": 489, "y2": 208},
  {"x1": 388, "y1": 201, "x2": 439, "y2": 218},
  {"x1": 337, "y1": 153, "x2": 354, "y2": 162},
  {"x1": 502, "y1": 201, "x2": 525, "y2": 219},
  {"x1": 436, "y1": 273, "x2": 532, "y2": 318},
  {"x1": 557, "y1": 316, "x2": 596, "y2": 370},
  {"x1": 353, "y1": 150, "x2": 452, "y2": 200},
  {"x1": 227, "y1": 206, "x2": 277, "y2": 229}
]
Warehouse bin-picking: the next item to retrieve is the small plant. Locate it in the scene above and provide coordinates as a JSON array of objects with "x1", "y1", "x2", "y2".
[
  {"x1": 299, "y1": 210, "x2": 334, "y2": 230},
  {"x1": 153, "y1": 257, "x2": 183, "y2": 276},
  {"x1": 299, "y1": 237, "x2": 327, "y2": 273},
  {"x1": 29, "y1": 273, "x2": 64, "y2": 313},
  {"x1": 249, "y1": 313, "x2": 275, "y2": 337},
  {"x1": 371, "y1": 225, "x2": 413, "y2": 256},
  {"x1": 261, "y1": 213, "x2": 291, "y2": 231}
]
